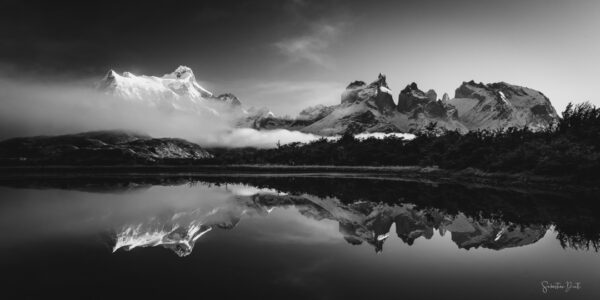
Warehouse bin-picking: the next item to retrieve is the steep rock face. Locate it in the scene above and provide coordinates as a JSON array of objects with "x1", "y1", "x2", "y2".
[
  {"x1": 302, "y1": 74, "x2": 398, "y2": 135},
  {"x1": 0, "y1": 130, "x2": 212, "y2": 165},
  {"x1": 395, "y1": 83, "x2": 466, "y2": 132},
  {"x1": 341, "y1": 74, "x2": 396, "y2": 113},
  {"x1": 397, "y1": 83, "x2": 430, "y2": 113},
  {"x1": 442, "y1": 93, "x2": 450, "y2": 102},
  {"x1": 426, "y1": 89, "x2": 437, "y2": 102},
  {"x1": 397, "y1": 83, "x2": 458, "y2": 119},
  {"x1": 451, "y1": 81, "x2": 559, "y2": 130}
]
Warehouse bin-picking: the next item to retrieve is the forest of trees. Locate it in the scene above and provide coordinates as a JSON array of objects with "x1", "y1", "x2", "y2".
[{"x1": 205, "y1": 102, "x2": 600, "y2": 179}]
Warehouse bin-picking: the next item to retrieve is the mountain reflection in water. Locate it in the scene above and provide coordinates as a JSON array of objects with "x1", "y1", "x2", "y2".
[
  {"x1": 1, "y1": 174, "x2": 599, "y2": 299},
  {"x1": 1, "y1": 175, "x2": 598, "y2": 256},
  {"x1": 112, "y1": 190, "x2": 550, "y2": 256}
]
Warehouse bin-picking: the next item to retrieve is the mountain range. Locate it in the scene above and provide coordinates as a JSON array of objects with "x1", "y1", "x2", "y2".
[{"x1": 99, "y1": 66, "x2": 559, "y2": 135}]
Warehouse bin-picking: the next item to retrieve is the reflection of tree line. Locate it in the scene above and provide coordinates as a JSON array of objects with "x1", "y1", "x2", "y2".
[
  {"x1": 256, "y1": 194, "x2": 550, "y2": 253},
  {"x1": 110, "y1": 190, "x2": 555, "y2": 256},
  {"x1": 99, "y1": 176, "x2": 599, "y2": 254},
  {"x1": 201, "y1": 176, "x2": 600, "y2": 252},
  {"x1": 1, "y1": 175, "x2": 597, "y2": 252}
]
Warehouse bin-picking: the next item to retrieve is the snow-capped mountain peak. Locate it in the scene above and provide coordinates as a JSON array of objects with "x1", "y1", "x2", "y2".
[
  {"x1": 99, "y1": 66, "x2": 213, "y2": 102},
  {"x1": 97, "y1": 66, "x2": 244, "y2": 115},
  {"x1": 106, "y1": 69, "x2": 118, "y2": 78},
  {"x1": 166, "y1": 65, "x2": 195, "y2": 80}
]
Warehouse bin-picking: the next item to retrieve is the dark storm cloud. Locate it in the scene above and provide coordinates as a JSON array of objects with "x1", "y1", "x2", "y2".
[
  {"x1": 0, "y1": 0, "x2": 346, "y2": 76},
  {"x1": 0, "y1": 0, "x2": 598, "y2": 115}
]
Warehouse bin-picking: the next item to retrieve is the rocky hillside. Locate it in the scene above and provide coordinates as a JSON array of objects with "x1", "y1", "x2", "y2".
[
  {"x1": 452, "y1": 81, "x2": 559, "y2": 130},
  {"x1": 0, "y1": 130, "x2": 212, "y2": 165}
]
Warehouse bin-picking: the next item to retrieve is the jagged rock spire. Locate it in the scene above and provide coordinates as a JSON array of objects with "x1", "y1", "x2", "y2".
[
  {"x1": 442, "y1": 93, "x2": 450, "y2": 102},
  {"x1": 372, "y1": 73, "x2": 389, "y2": 88},
  {"x1": 426, "y1": 89, "x2": 437, "y2": 102}
]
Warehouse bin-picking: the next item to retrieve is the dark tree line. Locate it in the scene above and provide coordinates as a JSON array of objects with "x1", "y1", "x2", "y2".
[{"x1": 204, "y1": 102, "x2": 600, "y2": 179}]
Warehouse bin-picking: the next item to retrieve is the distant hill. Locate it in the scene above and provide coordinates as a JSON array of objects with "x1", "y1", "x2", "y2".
[{"x1": 0, "y1": 130, "x2": 212, "y2": 165}]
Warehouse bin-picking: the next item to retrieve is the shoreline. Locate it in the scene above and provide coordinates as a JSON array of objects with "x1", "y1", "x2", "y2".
[{"x1": 0, "y1": 164, "x2": 594, "y2": 192}]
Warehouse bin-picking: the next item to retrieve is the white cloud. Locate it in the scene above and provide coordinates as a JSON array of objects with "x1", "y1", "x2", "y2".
[
  {"x1": 201, "y1": 129, "x2": 416, "y2": 149},
  {"x1": 201, "y1": 128, "x2": 322, "y2": 148}
]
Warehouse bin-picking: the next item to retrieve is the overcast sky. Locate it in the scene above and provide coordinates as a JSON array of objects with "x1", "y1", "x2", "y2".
[{"x1": 1, "y1": 0, "x2": 599, "y2": 115}]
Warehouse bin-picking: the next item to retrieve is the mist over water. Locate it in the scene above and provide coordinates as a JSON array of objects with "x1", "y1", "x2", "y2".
[
  {"x1": 0, "y1": 78, "x2": 223, "y2": 138},
  {"x1": 0, "y1": 77, "x2": 330, "y2": 148}
]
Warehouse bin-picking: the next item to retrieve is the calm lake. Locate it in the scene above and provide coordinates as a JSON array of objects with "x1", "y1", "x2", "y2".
[{"x1": 0, "y1": 173, "x2": 598, "y2": 299}]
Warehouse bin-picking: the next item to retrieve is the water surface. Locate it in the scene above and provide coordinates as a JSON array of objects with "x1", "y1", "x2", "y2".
[{"x1": 0, "y1": 174, "x2": 598, "y2": 299}]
